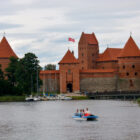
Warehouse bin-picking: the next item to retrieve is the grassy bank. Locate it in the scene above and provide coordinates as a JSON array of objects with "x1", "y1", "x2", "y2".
[
  {"x1": 71, "y1": 96, "x2": 90, "y2": 100},
  {"x1": 0, "y1": 96, "x2": 25, "y2": 102},
  {"x1": 137, "y1": 98, "x2": 140, "y2": 104}
]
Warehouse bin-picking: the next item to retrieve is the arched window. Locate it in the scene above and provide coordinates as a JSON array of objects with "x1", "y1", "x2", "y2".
[
  {"x1": 126, "y1": 72, "x2": 129, "y2": 76},
  {"x1": 135, "y1": 72, "x2": 138, "y2": 76},
  {"x1": 68, "y1": 69, "x2": 71, "y2": 74},
  {"x1": 123, "y1": 65, "x2": 125, "y2": 69},
  {"x1": 132, "y1": 65, "x2": 135, "y2": 68}
]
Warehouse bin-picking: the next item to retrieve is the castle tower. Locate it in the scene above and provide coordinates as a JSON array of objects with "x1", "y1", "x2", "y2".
[
  {"x1": 59, "y1": 50, "x2": 79, "y2": 93},
  {"x1": 0, "y1": 36, "x2": 18, "y2": 72},
  {"x1": 78, "y1": 32, "x2": 99, "y2": 70},
  {"x1": 118, "y1": 36, "x2": 140, "y2": 78}
]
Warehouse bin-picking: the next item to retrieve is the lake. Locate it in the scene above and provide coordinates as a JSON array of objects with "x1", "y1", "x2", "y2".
[{"x1": 0, "y1": 100, "x2": 140, "y2": 140}]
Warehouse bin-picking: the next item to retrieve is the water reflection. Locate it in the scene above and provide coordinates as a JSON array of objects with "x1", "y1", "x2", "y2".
[{"x1": 0, "y1": 100, "x2": 140, "y2": 140}]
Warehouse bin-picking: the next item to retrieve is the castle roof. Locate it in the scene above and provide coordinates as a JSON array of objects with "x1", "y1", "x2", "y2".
[
  {"x1": 0, "y1": 36, "x2": 18, "y2": 58},
  {"x1": 118, "y1": 36, "x2": 140, "y2": 57},
  {"x1": 97, "y1": 48, "x2": 122, "y2": 62},
  {"x1": 83, "y1": 32, "x2": 98, "y2": 44},
  {"x1": 58, "y1": 49, "x2": 79, "y2": 64}
]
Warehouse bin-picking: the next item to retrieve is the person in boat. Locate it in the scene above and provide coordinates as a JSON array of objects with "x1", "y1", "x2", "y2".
[
  {"x1": 84, "y1": 108, "x2": 91, "y2": 116},
  {"x1": 75, "y1": 109, "x2": 79, "y2": 116},
  {"x1": 79, "y1": 109, "x2": 84, "y2": 117}
]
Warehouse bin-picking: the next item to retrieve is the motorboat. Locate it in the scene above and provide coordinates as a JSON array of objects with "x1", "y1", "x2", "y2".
[{"x1": 72, "y1": 113, "x2": 98, "y2": 121}]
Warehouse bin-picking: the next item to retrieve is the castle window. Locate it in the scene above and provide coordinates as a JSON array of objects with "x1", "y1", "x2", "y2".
[
  {"x1": 135, "y1": 72, "x2": 138, "y2": 76},
  {"x1": 82, "y1": 53, "x2": 84, "y2": 56},
  {"x1": 126, "y1": 72, "x2": 129, "y2": 76},
  {"x1": 68, "y1": 69, "x2": 71, "y2": 74},
  {"x1": 132, "y1": 65, "x2": 135, "y2": 69},
  {"x1": 123, "y1": 65, "x2": 125, "y2": 69}
]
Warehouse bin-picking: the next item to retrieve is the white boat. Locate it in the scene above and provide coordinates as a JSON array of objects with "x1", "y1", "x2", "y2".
[
  {"x1": 25, "y1": 95, "x2": 34, "y2": 101},
  {"x1": 25, "y1": 95, "x2": 41, "y2": 101}
]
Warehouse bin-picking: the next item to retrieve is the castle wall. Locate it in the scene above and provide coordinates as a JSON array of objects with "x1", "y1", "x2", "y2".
[
  {"x1": 118, "y1": 57, "x2": 140, "y2": 78},
  {"x1": 117, "y1": 78, "x2": 140, "y2": 91},
  {"x1": 40, "y1": 72, "x2": 60, "y2": 93},
  {"x1": 96, "y1": 61, "x2": 118, "y2": 70},
  {"x1": 80, "y1": 76, "x2": 117, "y2": 92}
]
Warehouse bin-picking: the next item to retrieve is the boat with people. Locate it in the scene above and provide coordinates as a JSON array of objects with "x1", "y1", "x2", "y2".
[{"x1": 72, "y1": 108, "x2": 98, "y2": 121}]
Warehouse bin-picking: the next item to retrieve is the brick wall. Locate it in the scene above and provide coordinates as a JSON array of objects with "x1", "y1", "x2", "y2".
[{"x1": 80, "y1": 76, "x2": 117, "y2": 92}]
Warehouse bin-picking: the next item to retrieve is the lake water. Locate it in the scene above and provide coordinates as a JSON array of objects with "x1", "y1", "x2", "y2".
[{"x1": 0, "y1": 100, "x2": 140, "y2": 140}]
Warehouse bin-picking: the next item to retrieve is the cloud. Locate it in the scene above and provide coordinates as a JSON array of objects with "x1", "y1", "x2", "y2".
[{"x1": 0, "y1": 0, "x2": 140, "y2": 67}]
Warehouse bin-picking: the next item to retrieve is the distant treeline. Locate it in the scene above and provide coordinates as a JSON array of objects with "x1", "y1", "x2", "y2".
[{"x1": 0, "y1": 52, "x2": 42, "y2": 96}]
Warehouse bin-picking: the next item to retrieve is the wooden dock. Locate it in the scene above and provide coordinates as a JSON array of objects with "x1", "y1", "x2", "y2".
[{"x1": 86, "y1": 91, "x2": 140, "y2": 100}]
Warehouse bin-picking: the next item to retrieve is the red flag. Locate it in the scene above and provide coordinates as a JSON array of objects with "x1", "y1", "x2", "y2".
[{"x1": 68, "y1": 37, "x2": 75, "y2": 42}]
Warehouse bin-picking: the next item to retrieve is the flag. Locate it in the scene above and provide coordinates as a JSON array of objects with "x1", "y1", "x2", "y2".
[{"x1": 68, "y1": 37, "x2": 75, "y2": 42}]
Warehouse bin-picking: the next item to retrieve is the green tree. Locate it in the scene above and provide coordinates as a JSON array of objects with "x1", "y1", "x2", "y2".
[
  {"x1": 44, "y1": 64, "x2": 56, "y2": 70},
  {"x1": 5, "y1": 57, "x2": 19, "y2": 86},
  {"x1": 0, "y1": 64, "x2": 4, "y2": 80},
  {"x1": 16, "y1": 53, "x2": 42, "y2": 94}
]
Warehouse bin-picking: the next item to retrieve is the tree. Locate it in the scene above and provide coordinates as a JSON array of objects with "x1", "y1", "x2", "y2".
[
  {"x1": 5, "y1": 57, "x2": 19, "y2": 86},
  {"x1": 0, "y1": 64, "x2": 4, "y2": 80},
  {"x1": 44, "y1": 64, "x2": 56, "y2": 70},
  {"x1": 16, "y1": 53, "x2": 42, "y2": 94}
]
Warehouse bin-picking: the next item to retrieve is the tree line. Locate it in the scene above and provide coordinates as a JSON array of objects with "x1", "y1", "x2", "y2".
[{"x1": 0, "y1": 52, "x2": 42, "y2": 96}]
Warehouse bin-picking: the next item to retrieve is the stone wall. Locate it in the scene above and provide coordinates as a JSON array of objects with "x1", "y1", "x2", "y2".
[
  {"x1": 117, "y1": 78, "x2": 140, "y2": 91},
  {"x1": 80, "y1": 76, "x2": 140, "y2": 93},
  {"x1": 80, "y1": 76, "x2": 117, "y2": 92},
  {"x1": 40, "y1": 78, "x2": 60, "y2": 93}
]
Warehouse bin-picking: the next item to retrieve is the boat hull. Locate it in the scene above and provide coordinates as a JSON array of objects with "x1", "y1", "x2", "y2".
[{"x1": 72, "y1": 115, "x2": 98, "y2": 121}]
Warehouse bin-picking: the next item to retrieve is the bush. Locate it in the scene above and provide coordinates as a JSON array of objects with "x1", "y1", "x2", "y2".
[
  {"x1": 0, "y1": 96, "x2": 25, "y2": 102},
  {"x1": 137, "y1": 98, "x2": 140, "y2": 104}
]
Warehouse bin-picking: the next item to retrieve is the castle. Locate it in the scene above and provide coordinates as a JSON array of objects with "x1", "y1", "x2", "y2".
[
  {"x1": 40, "y1": 32, "x2": 140, "y2": 93},
  {"x1": 0, "y1": 33, "x2": 140, "y2": 93}
]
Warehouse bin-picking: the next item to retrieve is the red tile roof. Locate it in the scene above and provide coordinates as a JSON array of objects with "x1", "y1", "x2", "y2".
[
  {"x1": 118, "y1": 36, "x2": 140, "y2": 57},
  {"x1": 40, "y1": 70, "x2": 59, "y2": 74},
  {"x1": 0, "y1": 37, "x2": 18, "y2": 58},
  {"x1": 58, "y1": 49, "x2": 79, "y2": 64},
  {"x1": 83, "y1": 32, "x2": 98, "y2": 44},
  {"x1": 80, "y1": 69, "x2": 115, "y2": 73},
  {"x1": 97, "y1": 48, "x2": 122, "y2": 62}
]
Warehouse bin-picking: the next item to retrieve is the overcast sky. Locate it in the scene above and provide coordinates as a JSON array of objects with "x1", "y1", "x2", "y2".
[{"x1": 0, "y1": 0, "x2": 140, "y2": 69}]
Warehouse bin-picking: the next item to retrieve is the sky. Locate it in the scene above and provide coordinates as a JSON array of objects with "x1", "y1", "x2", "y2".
[{"x1": 0, "y1": 0, "x2": 140, "y2": 69}]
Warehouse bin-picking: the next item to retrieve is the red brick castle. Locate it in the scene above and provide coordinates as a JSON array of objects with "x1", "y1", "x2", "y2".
[
  {"x1": 0, "y1": 33, "x2": 140, "y2": 93},
  {"x1": 40, "y1": 32, "x2": 140, "y2": 93}
]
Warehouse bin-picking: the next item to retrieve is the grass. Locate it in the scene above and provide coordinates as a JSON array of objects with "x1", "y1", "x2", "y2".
[
  {"x1": 0, "y1": 96, "x2": 25, "y2": 102},
  {"x1": 71, "y1": 96, "x2": 90, "y2": 100},
  {"x1": 137, "y1": 98, "x2": 140, "y2": 104}
]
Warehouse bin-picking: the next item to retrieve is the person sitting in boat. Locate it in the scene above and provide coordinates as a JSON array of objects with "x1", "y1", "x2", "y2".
[
  {"x1": 75, "y1": 109, "x2": 79, "y2": 116},
  {"x1": 79, "y1": 109, "x2": 84, "y2": 117},
  {"x1": 84, "y1": 108, "x2": 91, "y2": 116}
]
